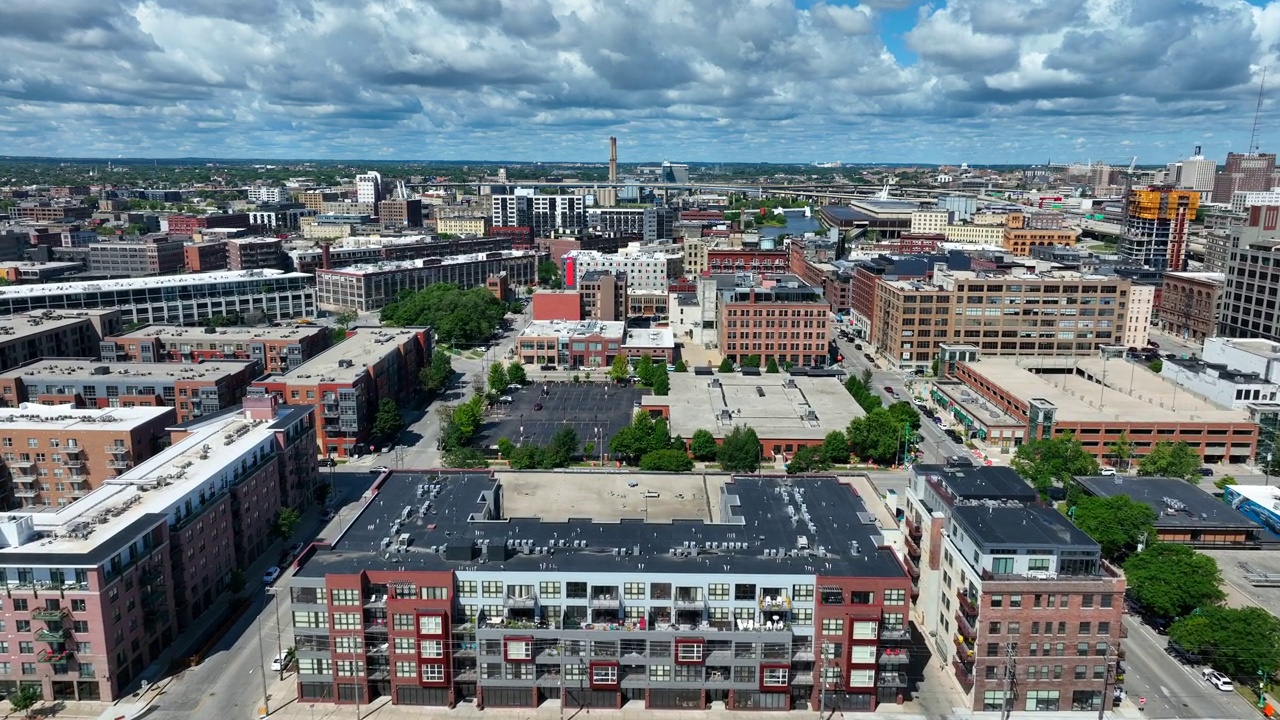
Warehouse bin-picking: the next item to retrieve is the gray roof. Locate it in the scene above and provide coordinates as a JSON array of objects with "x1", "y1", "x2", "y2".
[
  {"x1": 913, "y1": 464, "x2": 1039, "y2": 505},
  {"x1": 953, "y1": 505, "x2": 1098, "y2": 550},
  {"x1": 1076, "y1": 475, "x2": 1262, "y2": 530},
  {"x1": 299, "y1": 472, "x2": 907, "y2": 579}
]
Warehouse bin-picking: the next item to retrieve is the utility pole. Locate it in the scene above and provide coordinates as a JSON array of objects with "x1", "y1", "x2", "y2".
[
  {"x1": 1099, "y1": 642, "x2": 1113, "y2": 720},
  {"x1": 256, "y1": 604, "x2": 269, "y2": 718},
  {"x1": 1002, "y1": 642, "x2": 1017, "y2": 720}
]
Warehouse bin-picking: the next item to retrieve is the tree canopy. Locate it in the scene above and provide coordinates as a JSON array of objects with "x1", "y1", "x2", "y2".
[
  {"x1": 1138, "y1": 441, "x2": 1202, "y2": 482},
  {"x1": 786, "y1": 445, "x2": 831, "y2": 474},
  {"x1": 718, "y1": 425, "x2": 762, "y2": 473},
  {"x1": 1169, "y1": 606, "x2": 1280, "y2": 680},
  {"x1": 844, "y1": 374, "x2": 882, "y2": 413},
  {"x1": 419, "y1": 348, "x2": 454, "y2": 396},
  {"x1": 718, "y1": 358, "x2": 734, "y2": 373},
  {"x1": 689, "y1": 429, "x2": 719, "y2": 461},
  {"x1": 640, "y1": 449, "x2": 694, "y2": 472},
  {"x1": 610, "y1": 411, "x2": 675, "y2": 465},
  {"x1": 506, "y1": 361, "x2": 527, "y2": 385},
  {"x1": 1010, "y1": 433, "x2": 1099, "y2": 498},
  {"x1": 608, "y1": 354, "x2": 630, "y2": 383},
  {"x1": 487, "y1": 363, "x2": 508, "y2": 394},
  {"x1": 371, "y1": 398, "x2": 404, "y2": 444},
  {"x1": 652, "y1": 365, "x2": 670, "y2": 396},
  {"x1": 845, "y1": 408, "x2": 908, "y2": 465},
  {"x1": 1071, "y1": 494, "x2": 1156, "y2": 561},
  {"x1": 380, "y1": 284, "x2": 508, "y2": 346},
  {"x1": 1123, "y1": 543, "x2": 1225, "y2": 620}
]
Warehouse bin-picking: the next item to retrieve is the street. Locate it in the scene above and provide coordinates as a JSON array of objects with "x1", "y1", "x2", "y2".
[{"x1": 1117, "y1": 615, "x2": 1258, "y2": 719}]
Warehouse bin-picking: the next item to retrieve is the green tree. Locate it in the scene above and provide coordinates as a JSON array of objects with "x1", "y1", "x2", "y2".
[
  {"x1": 1124, "y1": 543, "x2": 1225, "y2": 619},
  {"x1": 371, "y1": 398, "x2": 404, "y2": 444},
  {"x1": 547, "y1": 427, "x2": 580, "y2": 467},
  {"x1": 635, "y1": 354, "x2": 656, "y2": 386},
  {"x1": 380, "y1": 284, "x2": 509, "y2": 346},
  {"x1": 334, "y1": 309, "x2": 358, "y2": 328},
  {"x1": 718, "y1": 425, "x2": 762, "y2": 473},
  {"x1": 1214, "y1": 475, "x2": 1238, "y2": 491},
  {"x1": 846, "y1": 408, "x2": 903, "y2": 464},
  {"x1": 506, "y1": 362, "x2": 527, "y2": 385},
  {"x1": 419, "y1": 348, "x2": 454, "y2": 396},
  {"x1": 1148, "y1": 358, "x2": 1163, "y2": 374},
  {"x1": 228, "y1": 568, "x2": 247, "y2": 595},
  {"x1": 330, "y1": 327, "x2": 349, "y2": 345},
  {"x1": 608, "y1": 354, "x2": 631, "y2": 383},
  {"x1": 673, "y1": 359, "x2": 688, "y2": 373},
  {"x1": 1071, "y1": 495, "x2": 1156, "y2": 561},
  {"x1": 765, "y1": 357, "x2": 780, "y2": 373},
  {"x1": 741, "y1": 354, "x2": 762, "y2": 369},
  {"x1": 690, "y1": 429, "x2": 719, "y2": 461},
  {"x1": 487, "y1": 362, "x2": 508, "y2": 393},
  {"x1": 718, "y1": 358, "x2": 734, "y2": 373},
  {"x1": 8, "y1": 684, "x2": 40, "y2": 717},
  {"x1": 537, "y1": 260, "x2": 561, "y2": 286},
  {"x1": 1169, "y1": 606, "x2": 1280, "y2": 680},
  {"x1": 443, "y1": 447, "x2": 490, "y2": 468},
  {"x1": 1010, "y1": 433, "x2": 1100, "y2": 498},
  {"x1": 640, "y1": 449, "x2": 695, "y2": 472},
  {"x1": 819, "y1": 431, "x2": 849, "y2": 465},
  {"x1": 844, "y1": 374, "x2": 883, "y2": 413},
  {"x1": 786, "y1": 445, "x2": 831, "y2": 474},
  {"x1": 885, "y1": 401, "x2": 922, "y2": 433},
  {"x1": 1107, "y1": 431, "x2": 1133, "y2": 471},
  {"x1": 275, "y1": 507, "x2": 302, "y2": 539},
  {"x1": 497, "y1": 438, "x2": 516, "y2": 458},
  {"x1": 653, "y1": 365, "x2": 670, "y2": 396},
  {"x1": 1138, "y1": 441, "x2": 1202, "y2": 482},
  {"x1": 507, "y1": 444, "x2": 547, "y2": 470},
  {"x1": 931, "y1": 357, "x2": 940, "y2": 377}
]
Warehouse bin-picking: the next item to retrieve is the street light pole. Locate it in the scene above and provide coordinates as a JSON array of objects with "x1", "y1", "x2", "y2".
[{"x1": 256, "y1": 602, "x2": 269, "y2": 718}]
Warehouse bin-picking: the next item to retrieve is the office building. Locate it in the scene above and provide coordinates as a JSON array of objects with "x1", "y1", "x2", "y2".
[
  {"x1": 587, "y1": 208, "x2": 645, "y2": 236},
  {"x1": 0, "y1": 310, "x2": 122, "y2": 372},
  {"x1": 356, "y1": 172, "x2": 384, "y2": 205},
  {"x1": 1119, "y1": 187, "x2": 1199, "y2": 271},
  {"x1": 299, "y1": 191, "x2": 341, "y2": 212},
  {"x1": 88, "y1": 236, "x2": 184, "y2": 277},
  {"x1": 102, "y1": 323, "x2": 331, "y2": 375},
  {"x1": 1175, "y1": 149, "x2": 1216, "y2": 196},
  {"x1": 515, "y1": 320, "x2": 625, "y2": 368},
  {"x1": 1219, "y1": 205, "x2": 1280, "y2": 341},
  {"x1": 718, "y1": 279, "x2": 831, "y2": 368},
  {"x1": 1122, "y1": 285, "x2": 1156, "y2": 349},
  {"x1": 0, "y1": 403, "x2": 174, "y2": 509},
  {"x1": 1214, "y1": 152, "x2": 1276, "y2": 205},
  {"x1": 0, "y1": 359, "x2": 262, "y2": 425},
  {"x1": 252, "y1": 328, "x2": 432, "y2": 458},
  {"x1": 315, "y1": 251, "x2": 539, "y2": 313},
  {"x1": 1076, "y1": 475, "x2": 1262, "y2": 548},
  {"x1": 0, "y1": 270, "x2": 315, "y2": 325},
  {"x1": 903, "y1": 464, "x2": 1124, "y2": 714},
  {"x1": 183, "y1": 241, "x2": 229, "y2": 273},
  {"x1": 248, "y1": 205, "x2": 314, "y2": 232},
  {"x1": 288, "y1": 471, "x2": 912, "y2": 711},
  {"x1": 706, "y1": 249, "x2": 789, "y2": 275},
  {"x1": 12, "y1": 204, "x2": 93, "y2": 223},
  {"x1": 0, "y1": 396, "x2": 315, "y2": 701},
  {"x1": 579, "y1": 271, "x2": 628, "y2": 322},
  {"x1": 643, "y1": 207, "x2": 676, "y2": 242},
  {"x1": 226, "y1": 237, "x2": 284, "y2": 271},
  {"x1": 1157, "y1": 272, "x2": 1223, "y2": 342},
  {"x1": 1229, "y1": 188, "x2": 1280, "y2": 213},
  {"x1": 564, "y1": 250, "x2": 683, "y2": 295},
  {"x1": 378, "y1": 199, "x2": 423, "y2": 228}
]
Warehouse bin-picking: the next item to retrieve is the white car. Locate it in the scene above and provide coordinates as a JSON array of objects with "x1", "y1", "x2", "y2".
[
  {"x1": 1100, "y1": 466, "x2": 1117, "y2": 476},
  {"x1": 370, "y1": 465, "x2": 391, "y2": 474},
  {"x1": 1203, "y1": 669, "x2": 1234, "y2": 691},
  {"x1": 262, "y1": 566, "x2": 282, "y2": 585},
  {"x1": 270, "y1": 651, "x2": 291, "y2": 672}
]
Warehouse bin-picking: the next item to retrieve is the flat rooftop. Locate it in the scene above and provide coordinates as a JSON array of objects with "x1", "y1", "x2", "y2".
[
  {"x1": 0, "y1": 261, "x2": 82, "y2": 271},
  {"x1": 521, "y1": 319, "x2": 624, "y2": 340},
  {"x1": 643, "y1": 373, "x2": 864, "y2": 440},
  {"x1": 0, "y1": 402, "x2": 172, "y2": 431},
  {"x1": 0, "y1": 359, "x2": 259, "y2": 383},
  {"x1": 321, "y1": 250, "x2": 536, "y2": 275},
  {"x1": 0, "y1": 310, "x2": 112, "y2": 340},
  {"x1": 952, "y1": 504, "x2": 1098, "y2": 549},
  {"x1": 911, "y1": 464, "x2": 1039, "y2": 506},
  {"x1": 962, "y1": 357, "x2": 1253, "y2": 424},
  {"x1": 299, "y1": 471, "x2": 906, "y2": 578},
  {"x1": 112, "y1": 324, "x2": 325, "y2": 342},
  {"x1": 1076, "y1": 475, "x2": 1261, "y2": 530},
  {"x1": 0, "y1": 403, "x2": 312, "y2": 566},
  {"x1": 268, "y1": 328, "x2": 426, "y2": 386},
  {"x1": 934, "y1": 382, "x2": 1024, "y2": 428},
  {"x1": 624, "y1": 327, "x2": 674, "y2": 348},
  {"x1": 0, "y1": 269, "x2": 310, "y2": 300},
  {"x1": 1164, "y1": 271, "x2": 1226, "y2": 284}
]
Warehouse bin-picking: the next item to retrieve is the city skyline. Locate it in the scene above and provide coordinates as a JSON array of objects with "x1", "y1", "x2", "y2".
[{"x1": 2, "y1": 0, "x2": 1280, "y2": 164}]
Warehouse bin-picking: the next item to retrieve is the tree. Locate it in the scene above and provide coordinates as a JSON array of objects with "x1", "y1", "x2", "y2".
[
  {"x1": 635, "y1": 355, "x2": 656, "y2": 386},
  {"x1": 443, "y1": 447, "x2": 490, "y2": 468},
  {"x1": 741, "y1": 354, "x2": 762, "y2": 369},
  {"x1": 537, "y1": 260, "x2": 561, "y2": 286},
  {"x1": 1124, "y1": 543, "x2": 1225, "y2": 620},
  {"x1": 547, "y1": 427, "x2": 580, "y2": 467},
  {"x1": 497, "y1": 438, "x2": 516, "y2": 458},
  {"x1": 1214, "y1": 476, "x2": 1238, "y2": 491},
  {"x1": 371, "y1": 398, "x2": 404, "y2": 444},
  {"x1": 9, "y1": 684, "x2": 40, "y2": 717},
  {"x1": 276, "y1": 507, "x2": 302, "y2": 539},
  {"x1": 1148, "y1": 358, "x2": 1163, "y2": 374},
  {"x1": 1169, "y1": 606, "x2": 1280, "y2": 680},
  {"x1": 931, "y1": 357, "x2": 940, "y2": 377},
  {"x1": 334, "y1": 309, "x2": 358, "y2": 328},
  {"x1": 419, "y1": 348, "x2": 454, "y2": 396},
  {"x1": 652, "y1": 366, "x2": 670, "y2": 396},
  {"x1": 885, "y1": 401, "x2": 922, "y2": 433},
  {"x1": 844, "y1": 374, "x2": 882, "y2": 413},
  {"x1": 380, "y1": 284, "x2": 509, "y2": 346},
  {"x1": 846, "y1": 409, "x2": 903, "y2": 464},
  {"x1": 673, "y1": 359, "x2": 688, "y2": 373},
  {"x1": 765, "y1": 357, "x2": 780, "y2": 373},
  {"x1": 786, "y1": 445, "x2": 830, "y2": 474},
  {"x1": 1139, "y1": 441, "x2": 1202, "y2": 482},
  {"x1": 330, "y1": 327, "x2": 349, "y2": 345},
  {"x1": 718, "y1": 425, "x2": 762, "y2": 473},
  {"x1": 690, "y1": 429, "x2": 719, "y2": 461},
  {"x1": 487, "y1": 363, "x2": 508, "y2": 393},
  {"x1": 608, "y1": 354, "x2": 631, "y2": 383},
  {"x1": 640, "y1": 449, "x2": 695, "y2": 472},
  {"x1": 1010, "y1": 433, "x2": 1100, "y2": 499},
  {"x1": 1108, "y1": 431, "x2": 1133, "y2": 471},
  {"x1": 718, "y1": 358, "x2": 735, "y2": 373},
  {"x1": 1071, "y1": 495, "x2": 1156, "y2": 561},
  {"x1": 506, "y1": 362, "x2": 527, "y2": 385},
  {"x1": 820, "y1": 430, "x2": 849, "y2": 465}
]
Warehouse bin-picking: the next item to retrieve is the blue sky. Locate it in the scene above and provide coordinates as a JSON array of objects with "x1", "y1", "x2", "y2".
[{"x1": 2, "y1": 0, "x2": 1280, "y2": 165}]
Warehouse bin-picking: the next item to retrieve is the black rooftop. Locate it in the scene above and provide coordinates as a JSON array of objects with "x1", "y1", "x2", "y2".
[
  {"x1": 1076, "y1": 475, "x2": 1262, "y2": 530},
  {"x1": 299, "y1": 472, "x2": 906, "y2": 579},
  {"x1": 913, "y1": 464, "x2": 1038, "y2": 505},
  {"x1": 952, "y1": 505, "x2": 1098, "y2": 550}
]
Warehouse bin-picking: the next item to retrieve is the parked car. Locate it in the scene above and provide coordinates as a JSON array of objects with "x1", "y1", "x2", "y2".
[
  {"x1": 370, "y1": 465, "x2": 391, "y2": 474},
  {"x1": 883, "y1": 386, "x2": 894, "y2": 395},
  {"x1": 507, "y1": 383, "x2": 522, "y2": 391},
  {"x1": 288, "y1": 542, "x2": 305, "y2": 557},
  {"x1": 533, "y1": 403, "x2": 544, "y2": 411},
  {"x1": 945, "y1": 429, "x2": 964, "y2": 444},
  {"x1": 1148, "y1": 340, "x2": 1160, "y2": 349},
  {"x1": 1100, "y1": 466, "x2": 1117, "y2": 476},
  {"x1": 1198, "y1": 467, "x2": 1215, "y2": 477},
  {"x1": 498, "y1": 396, "x2": 513, "y2": 403},
  {"x1": 321, "y1": 507, "x2": 336, "y2": 522},
  {"x1": 319, "y1": 457, "x2": 336, "y2": 468},
  {"x1": 262, "y1": 566, "x2": 282, "y2": 585},
  {"x1": 1204, "y1": 669, "x2": 1234, "y2": 691},
  {"x1": 270, "y1": 650, "x2": 292, "y2": 672},
  {"x1": 1166, "y1": 639, "x2": 1200, "y2": 664},
  {"x1": 932, "y1": 416, "x2": 944, "y2": 425}
]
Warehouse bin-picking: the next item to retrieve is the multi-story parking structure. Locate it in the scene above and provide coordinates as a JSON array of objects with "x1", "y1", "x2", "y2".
[{"x1": 288, "y1": 472, "x2": 913, "y2": 712}]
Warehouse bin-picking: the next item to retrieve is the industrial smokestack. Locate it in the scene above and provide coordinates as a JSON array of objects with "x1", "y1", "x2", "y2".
[{"x1": 609, "y1": 136, "x2": 618, "y2": 184}]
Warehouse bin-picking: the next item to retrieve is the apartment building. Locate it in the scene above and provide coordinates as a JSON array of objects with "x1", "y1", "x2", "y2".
[
  {"x1": 102, "y1": 324, "x2": 331, "y2": 374},
  {"x1": 165, "y1": 214, "x2": 251, "y2": 237},
  {"x1": 12, "y1": 204, "x2": 93, "y2": 223},
  {"x1": 378, "y1": 199, "x2": 423, "y2": 228},
  {"x1": 252, "y1": 328, "x2": 432, "y2": 458},
  {"x1": 288, "y1": 471, "x2": 912, "y2": 712},
  {"x1": 530, "y1": 195, "x2": 585, "y2": 237},
  {"x1": 1001, "y1": 228, "x2": 1078, "y2": 257},
  {"x1": 1119, "y1": 187, "x2": 1199, "y2": 271},
  {"x1": 872, "y1": 269, "x2": 1143, "y2": 373},
  {"x1": 0, "y1": 270, "x2": 315, "y2": 325},
  {"x1": 1220, "y1": 204, "x2": 1280, "y2": 341},
  {"x1": 183, "y1": 241, "x2": 228, "y2": 273},
  {"x1": 314, "y1": 251, "x2": 539, "y2": 313},
  {"x1": 903, "y1": 463, "x2": 1123, "y2": 713},
  {"x1": 1214, "y1": 152, "x2": 1277, "y2": 205},
  {"x1": 0, "y1": 261, "x2": 82, "y2": 284},
  {"x1": 356, "y1": 172, "x2": 384, "y2": 205},
  {"x1": 0, "y1": 311, "x2": 122, "y2": 372},
  {"x1": 579, "y1": 271, "x2": 628, "y2": 322},
  {"x1": 0, "y1": 396, "x2": 314, "y2": 702},
  {"x1": 436, "y1": 217, "x2": 491, "y2": 237},
  {"x1": 299, "y1": 191, "x2": 341, "y2": 212},
  {"x1": 226, "y1": 237, "x2": 284, "y2": 271},
  {"x1": 0, "y1": 359, "x2": 261, "y2": 424},
  {"x1": 290, "y1": 236, "x2": 506, "y2": 275},
  {"x1": 908, "y1": 212, "x2": 1006, "y2": 245},
  {"x1": 248, "y1": 186, "x2": 290, "y2": 204},
  {"x1": 718, "y1": 279, "x2": 831, "y2": 368},
  {"x1": 88, "y1": 236, "x2": 184, "y2": 277},
  {"x1": 491, "y1": 195, "x2": 532, "y2": 229},
  {"x1": 1157, "y1": 271, "x2": 1223, "y2": 342},
  {"x1": 0, "y1": 403, "x2": 174, "y2": 509},
  {"x1": 564, "y1": 250, "x2": 683, "y2": 295},
  {"x1": 706, "y1": 249, "x2": 789, "y2": 275}
]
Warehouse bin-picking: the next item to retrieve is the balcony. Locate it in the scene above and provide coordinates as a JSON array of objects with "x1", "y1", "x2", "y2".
[
  {"x1": 673, "y1": 595, "x2": 705, "y2": 610},
  {"x1": 877, "y1": 671, "x2": 908, "y2": 688},
  {"x1": 956, "y1": 590, "x2": 980, "y2": 617},
  {"x1": 953, "y1": 634, "x2": 975, "y2": 660},
  {"x1": 32, "y1": 607, "x2": 66, "y2": 622},
  {"x1": 879, "y1": 625, "x2": 911, "y2": 642},
  {"x1": 107, "y1": 459, "x2": 133, "y2": 469},
  {"x1": 322, "y1": 404, "x2": 340, "y2": 417},
  {"x1": 104, "y1": 445, "x2": 129, "y2": 455},
  {"x1": 37, "y1": 649, "x2": 74, "y2": 664},
  {"x1": 879, "y1": 648, "x2": 910, "y2": 665},
  {"x1": 952, "y1": 658, "x2": 975, "y2": 694},
  {"x1": 902, "y1": 554, "x2": 920, "y2": 580},
  {"x1": 954, "y1": 612, "x2": 976, "y2": 639},
  {"x1": 758, "y1": 594, "x2": 791, "y2": 610},
  {"x1": 504, "y1": 594, "x2": 537, "y2": 609},
  {"x1": 792, "y1": 643, "x2": 814, "y2": 662},
  {"x1": 35, "y1": 628, "x2": 67, "y2": 643},
  {"x1": 62, "y1": 457, "x2": 84, "y2": 469},
  {"x1": 13, "y1": 488, "x2": 38, "y2": 498},
  {"x1": 63, "y1": 446, "x2": 85, "y2": 456},
  {"x1": 904, "y1": 534, "x2": 920, "y2": 560},
  {"x1": 589, "y1": 594, "x2": 620, "y2": 609},
  {"x1": 9, "y1": 458, "x2": 35, "y2": 469},
  {"x1": 905, "y1": 517, "x2": 923, "y2": 540}
]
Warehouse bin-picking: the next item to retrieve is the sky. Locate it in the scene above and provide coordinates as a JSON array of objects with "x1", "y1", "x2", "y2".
[{"x1": 3, "y1": 0, "x2": 1280, "y2": 165}]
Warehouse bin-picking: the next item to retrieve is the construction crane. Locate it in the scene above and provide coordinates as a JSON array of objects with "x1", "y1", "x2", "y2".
[{"x1": 1251, "y1": 67, "x2": 1268, "y2": 156}]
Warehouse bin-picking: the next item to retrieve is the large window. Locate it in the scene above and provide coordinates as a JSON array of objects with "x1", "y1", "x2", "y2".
[
  {"x1": 676, "y1": 642, "x2": 703, "y2": 663},
  {"x1": 649, "y1": 665, "x2": 671, "y2": 681},
  {"x1": 420, "y1": 640, "x2": 443, "y2": 658},
  {"x1": 883, "y1": 589, "x2": 905, "y2": 605},
  {"x1": 849, "y1": 645, "x2": 875, "y2": 663},
  {"x1": 762, "y1": 667, "x2": 789, "y2": 687},
  {"x1": 592, "y1": 665, "x2": 618, "y2": 685},
  {"x1": 421, "y1": 665, "x2": 445, "y2": 683},
  {"x1": 395, "y1": 661, "x2": 417, "y2": 678},
  {"x1": 708, "y1": 584, "x2": 729, "y2": 601},
  {"x1": 539, "y1": 581, "x2": 561, "y2": 598},
  {"x1": 821, "y1": 619, "x2": 844, "y2": 635},
  {"x1": 624, "y1": 583, "x2": 645, "y2": 600},
  {"x1": 329, "y1": 589, "x2": 360, "y2": 605},
  {"x1": 482, "y1": 581, "x2": 503, "y2": 598},
  {"x1": 847, "y1": 669, "x2": 875, "y2": 687},
  {"x1": 792, "y1": 584, "x2": 814, "y2": 602},
  {"x1": 331, "y1": 613, "x2": 360, "y2": 630},
  {"x1": 851, "y1": 621, "x2": 878, "y2": 640},
  {"x1": 418, "y1": 616, "x2": 443, "y2": 635},
  {"x1": 1025, "y1": 690, "x2": 1060, "y2": 711}
]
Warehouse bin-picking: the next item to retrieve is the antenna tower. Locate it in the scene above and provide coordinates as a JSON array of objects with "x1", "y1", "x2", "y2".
[{"x1": 1250, "y1": 67, "x2": 1268, "y2": 156}]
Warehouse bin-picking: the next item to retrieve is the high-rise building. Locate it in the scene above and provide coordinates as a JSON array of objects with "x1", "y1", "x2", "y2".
[
  {"x1": 531, "y1": 195, "x2": 585, "y2": 237},
  {"x1": 1220, "y1": 205, "x2": 1280, "y2": 341},
  {"x1": 1119, "y1": 187, "x2": 1199, "y2": 271},
  {"x1": 491, "y1": 194, "x2": 532, "y2": 229},
  {"x1": 1213, "y1": 152, "x2": 1277, "y2": 205},
  {"x1": 356, "y1": 172, "x2": 384, "y2": 205},
  {"x1": 378, "y1": 198, "x2": 423, "y2": 228},
  {"x1": 643, "y1": 207, "x2": 676, "y2": 242},
  {"x1": 1177, "y1": 147, "x2": 1216, "y2": 197}
]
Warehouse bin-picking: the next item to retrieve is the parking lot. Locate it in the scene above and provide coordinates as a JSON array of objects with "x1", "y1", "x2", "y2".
[{"x1": 475, "y1": 381, "x2": 643, "y2": 451}]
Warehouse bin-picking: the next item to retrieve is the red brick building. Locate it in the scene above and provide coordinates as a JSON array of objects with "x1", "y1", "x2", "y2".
[
  {"x1": 165, "y1": 213, "x2": 251, "y2": 237},
  {"x1": 531, "y1": 290, "x2": 584, "y2": 322},
  {"x1": 706, "y1": 249, "x2": 789, "y2": 275},
  {"x1": 102, "y1": 324, "x2": 332, "y2": 374},
  {"x1": 183, "y1": 240, "x2": 229, "y2": 272},
  {"x1": 492, "y1": 226, "x2": 534, "y2": 250},
  {"x1": 718, "y1": 279, "x2": 832, "y2": 367}
]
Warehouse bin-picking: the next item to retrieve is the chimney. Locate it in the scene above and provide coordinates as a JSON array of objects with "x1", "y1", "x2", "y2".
[
  {"x1": 609, "y1": 136, "x2": 618, "y2": 184},
  {"x1": 321, "y1": 242, "x2": 332, "y2": 270}
]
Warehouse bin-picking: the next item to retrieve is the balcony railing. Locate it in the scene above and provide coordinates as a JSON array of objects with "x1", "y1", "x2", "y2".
[
  {"x1": 956, "y1": 591, "x2": 979, "y2": 617},
  {"x1": 953, "y1": 634, "x2": 975, "y2": 660},
  {"x1": 877, "y1": 671, "x2": 908, "y2": 687},
  {"x1": 903, "y1": 554, "x2": 920, "y2": 580},
  {"x1": 35, "y1": 628, "x2": 67, "y2": 643},
  {"x1": 104, "y1": 446, "x2": 129, "y2": 455},
  {"x1": 672, "y1": 597, "x2": 705, "y2": 610},
  {"x1": 107, "y1": 459, "x2": 133, "y2": 469},
  {"x1": 63, "y1": 446, "x2": 85, "y2": 456},
  {"x1": 878, "y1": 648, "x2": 910, "y2": 665},
  {"x1": 589, "y1": 596, "x2": 620, "y2": 609},
  {"x1": 879, "y1": 626, "x2": 911, "y2": 642},
  {"x1": 9, "y1": 458, "x2": 34, "y2": 468},
  {"x1": 955, "y1": 612, "x2": 976, "y2": 639},
  {"x1": 62, "y1": 458, "x2": 84, "y2": 469},
  {"x1": 37, "y1": 649, "x2": 74, "y2": 664},
  {"x1": 504, "y1": 595, "x2": 537, "y2": 609},
  {"x1": 905, "y1": 517, "x2": 922, "y2": 540},
  {"x1": 952, "y1": 658, "x2": 975, "y2": 694},
  {"x1": 14, "y1": 488, "x2": 37, "y2": 498},
  {"x1": 904, "y1": 534, "x2": 920, "y2": 559},
  {"x1": 758, "y1": 595, "x2": 791, "y2": 610},
  {"x1": 34, "y1": 607, "x2": 69, "y2": 621}
]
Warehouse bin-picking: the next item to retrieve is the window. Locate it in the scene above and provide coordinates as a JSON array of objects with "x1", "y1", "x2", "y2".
[
  {"x1": 1082, "y1": 594, "x2": 1094, "y2": 608},
  {"x1": 1010, "y1": 594, "x2": 1023, "y2": 608},
  {"x1": 18, "y1": 642, "x2": 32, "y2": 655},
  {"x1": 1059, "y1": 594, "x2": 1070, "y2": 608},
  {"x1": 986, "y1": 643, "x2": 1000, "y2": 657},
  {"x1": 539, "y1": 581, "x2": 561, "y2": 598},
  {"x1": 624, "y1": 582, "x2": 645, "y2": 600},
  {"x1": 71, "y1": 600, "x2": 86, "y2": 612},
  {"x1": 567, "y1": 582, "x2": 587, "y2": 599},
  {"x1": 418, "y1": 616, "x2": 443, "y2": 635},
  {"x1": 420, "y1": 640, "x2": 443, "y2": 658},
  {"x1": 762, "y1": 667, "x2": 788, "y2": 687},
  {"x1": 649, "y1": 665, "x2": 672, "y2": 681},
  {"x1": 458, "y1": 581, "x2": 477, "y2": 597},
  {"x1": 336, "y1": 660, "x2": 364, "y2": 676},
  {"x1": 421, "y1": 664, "x2": 445, "y2": 683},
  {"x1": 850, "y1": 591, "x2": 873, "y2": 605},
  {"x1": 1079, "y1": 622, "x2": 1091, "y2": 636},
  {"x1": 821, "y1": 619, "x2": 844, "y2": 635},
  {"x1": 506, "y1": 639, "x2": 531, "y2": 661},
  {"x1": 848, "y1": 669, "x2": 875, "y2": 687},
  {"x1": 709, "y1": 584, "x2": 730, "y2": 601},
  {"x1": 482, "y1": 581, "x2": 503, "y2": 598},
  {"x1": 793, "y1": 608, "x2": 813, "y2": 626},
  {"x1": 1076, "y1": 642, "x2": 1088, "y2": 657},
  {"x1": 1008, "y1": 622, "x2": 1020, "y2": 635},
  {"x1": 990, "y1": 595, "x2": 1003, "y2": 608},
  {"x1": 983, "y1": 691, "x2": 1009, "y2": 711},
  {"x1": 334, "y1": 636, "x2": 362, "y2": 653},
  {"x1": 395, "y1": 661, "x2": 417, "y2": 678},
  {"x1": 793, "y1": 584, "x2": 815, "y2": 602},
  {"x1": 419, "y1": 586, "x2": 448, "y2": 600},
  {"x1": 1026, "y1": 690, "x2": 1060, "y2": 711},
  {"x1": 884, "y1": 589, "x2": 905, "y2": 605},
  {"x1": 392, "y1": 614, "x2": 415, "y2": 631},
  {"x1": 592, "y1": 664, "x2": 618, "y2": 685},
  {"x1": 1074, "y1": 665, "x2": 1087, "y2": 680},
  {"x1": 1097, "y1": 622, "x2": 1111, "y2": 637},
  {"x1": 1093, "y1": 665, "x2": 1106, "y2": 680},
  {"x1": 734, "y1": 584, "x2": 756, "y2": 601},
  {"x1": 331, "y1": 613, "x2": 360, "y2": 630},
  {"x1": 849, "y1": 645, "x2": 874, "y2": 663},
  {"x1": 329, "y1": 589, "x2": 360, "y2": 605},
  {"x1": 293, "y1": 612, "x2": 326, "y2": 628},
  {"x1": 988, "y1": 622, "x2": 1002, "y2": 635},
  {"x1": 393, "y1": 638, "x2": 415, "y2": 655},
  {"x1": 1100, "y1": 594, "x2": 1113, "y2": 609},
  {"x1": 676, "y1": 642, "x2": 703, "y2": 663},
  {"x1": 851, "y1": 620, "x2": 878, "y2": 640},
  {"x1": 1095, "y1": 642, "x2": 1109, "y2": 656}
]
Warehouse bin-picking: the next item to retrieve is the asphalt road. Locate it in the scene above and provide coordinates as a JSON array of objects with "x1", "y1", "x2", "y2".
[{"x1": 1118, "y1": 615, "x2": 1258, "y2": 719}]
